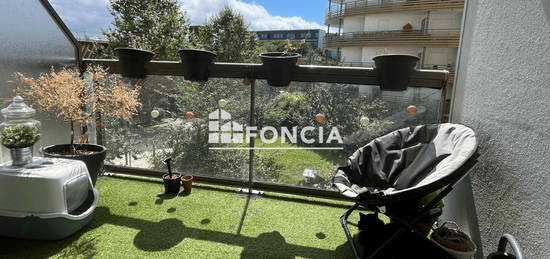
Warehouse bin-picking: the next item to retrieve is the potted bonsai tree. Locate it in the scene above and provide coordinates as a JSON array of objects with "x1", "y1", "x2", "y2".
[
  {"x1": 1, "y1": 125, "x2": 40, "y2": 166},
  {"x1": 260, "y1": 40, "x2": 301, "y2": 87},
  {"x1": 115, "y1": 38, "x2": 155, "y2": 78},
  {"x1": 13, "y1": 66, "x2": 142, "y2": 185}
]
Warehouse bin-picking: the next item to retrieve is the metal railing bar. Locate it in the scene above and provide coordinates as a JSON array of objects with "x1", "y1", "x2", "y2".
[
  {"x1": 325, "y1": 0, "x2": 465, "y2": 17},
  {"x1": 105, "y1": 164, "x2": 355, "y2": 201},
  {"x1": 82, "y1": 59, "x2": 448, "y2": 89},
  {"x1": 326, "y1": 28, "x2": 462, "y2": 36},
  {"x1": 39, "y1": 0, "x2": 82, "y2": 66}
]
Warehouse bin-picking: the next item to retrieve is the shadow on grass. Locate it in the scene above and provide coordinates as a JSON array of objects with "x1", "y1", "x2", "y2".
[
  {"x1": 0, "y1": 205, "x2": 354, "y2": 258},
  {"x1": 0, "y1": 213, "x2": 106, "y2": 258},
  {"x1": 98, "y1": 206, "x2": 353, "y2": 258}
]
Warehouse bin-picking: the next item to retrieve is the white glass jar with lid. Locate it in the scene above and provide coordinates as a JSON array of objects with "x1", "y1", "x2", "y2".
[{"x1": 0, "y1": 96, "x2": 41, "y2": 166}]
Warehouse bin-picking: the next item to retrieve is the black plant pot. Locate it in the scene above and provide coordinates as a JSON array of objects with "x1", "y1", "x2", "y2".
[
  {"x1": 178, "y1": 49, "x2": 217, "y2": 82},
  {"x1": 162, "y1": 173, "x2": 181, "y2": 195},
  {"x1": 43, "y1": 144, "x2": 107, "y2": 186},
  {"x1": 373, "y1": 54, "x2": 420, "y2": 91},
  {"x1": 260, "y1": 52, "x2": 300, "y2": 87},
  {"x1": 115, "y1": 48, "x2": 155, "y2": 78}
]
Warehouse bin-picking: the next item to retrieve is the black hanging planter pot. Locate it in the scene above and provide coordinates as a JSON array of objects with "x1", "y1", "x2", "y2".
[
  {"x1": 373, "y1": 54, "x2": 420, "y2": 91},
  {"x1": 178, "y1": 49, "x2": 217, "y2": 82},
  {"x1": 114, "y1": 48, "x2": 155, "y2": 78},
  {"x1": 43, "y1": 144, "x2": 107, "y2": 186},
  {"x1": 260, "y1": 52, "x2": 300, "y2": 87}
]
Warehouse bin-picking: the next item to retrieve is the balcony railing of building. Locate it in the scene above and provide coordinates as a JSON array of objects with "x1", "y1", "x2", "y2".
[
  {"x1": 81, "y1": 58, "x2": 449, "y2": 200},
  {"x1": 343, "y1": 62, "x2": 454, "y2": 70},
  {"x1": 325, "y1": 0, "x2": 465, "y2": 21},
  {"x1": 342, "y1": 62, "x2": 455, "y2": 86},
  {"x1": 325, "y1": 29, "x2": 461, "y2": 48}
]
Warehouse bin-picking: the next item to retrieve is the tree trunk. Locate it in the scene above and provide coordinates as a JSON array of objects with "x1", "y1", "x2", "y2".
[{"x1": 70, "y1": 121, "x2": 75, "y2": 155}]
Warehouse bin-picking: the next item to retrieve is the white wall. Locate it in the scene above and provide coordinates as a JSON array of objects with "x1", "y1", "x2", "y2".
[
  {"x1": 356, "y1": 46, "x2": 457, "y2": 66},
  {"x1": 424, "y1": 47, "x2": 458, "y2": 66},
  {"x1": 341, "y1": 47, "x2": 363, "y2": 62},
  {"x1": 449, "y1": 0, "x2": 550, "y2": 258},
  {"x1": 332, "y1": 4, "x2": 462, "y2": 33},
  {"x1": 364, "y1": 12, "x2": 426, "y2": 31},
  {"x1": 342, "y1": 16, "x2": 365, "y2": 32},
  {"x1": 430, "y1": 10, "x2": 463, "y2": 31},
  {"x1": 362, "y1": 46, "x2": 422, "y2": 63}
]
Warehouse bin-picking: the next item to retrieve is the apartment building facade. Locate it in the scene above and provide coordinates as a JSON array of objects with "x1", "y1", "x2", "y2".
[
  {"x1": 325, "y1": 0, "x2": 463, "y2": 69},
  {"x1": 324, "y1": 0, "x2": 464, "y2": 120},
  {"x1": 255, "y1": 29, "x2": 326, "y2": 49}
]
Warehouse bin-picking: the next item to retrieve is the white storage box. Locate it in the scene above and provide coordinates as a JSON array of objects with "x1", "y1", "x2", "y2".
[{"x1": 0, "y1": 158, "x2": 99, "y2": 240}]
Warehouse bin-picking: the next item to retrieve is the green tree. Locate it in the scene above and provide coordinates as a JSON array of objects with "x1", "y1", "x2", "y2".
[
  {"x1": 103, "y1": 0, "x2": 190, "y2": 60},
  {"x1": 194, "y1": 7, "x2": 259, "y2": 62},
  {"x1": 259, "y1": 39, "x2": 338, "y2": 65}
]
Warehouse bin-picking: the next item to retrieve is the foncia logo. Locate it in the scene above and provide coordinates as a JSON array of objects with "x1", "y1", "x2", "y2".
[
  {"x1": 208, "y1": 109, "x2": 343, "y2": 150},
  {"x1": 208, "y1": 109, "x2": 244, "y2": 144}
]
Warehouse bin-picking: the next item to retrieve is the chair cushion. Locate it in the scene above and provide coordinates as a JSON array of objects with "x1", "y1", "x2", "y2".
[{"x1": 333, "y1": 123, "x2": 477, "y2": 199}]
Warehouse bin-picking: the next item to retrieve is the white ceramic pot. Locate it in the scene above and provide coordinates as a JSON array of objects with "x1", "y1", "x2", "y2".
[{"x1": 432, "y1": 236, "x2": 477, "y2": 259}]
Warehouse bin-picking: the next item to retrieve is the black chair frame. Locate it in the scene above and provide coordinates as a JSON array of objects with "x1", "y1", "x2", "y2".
[{"x1": 340, "y1": 152, "x2": 480, "y2": 259}]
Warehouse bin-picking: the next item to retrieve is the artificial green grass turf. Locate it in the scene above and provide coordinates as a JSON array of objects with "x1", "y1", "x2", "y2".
[
  {"x1": 0, "y1": 176, "x2": 359, "y2": 259},
  {"x1": 254, "y1": 138, "x2": 346, "y2": 185}
]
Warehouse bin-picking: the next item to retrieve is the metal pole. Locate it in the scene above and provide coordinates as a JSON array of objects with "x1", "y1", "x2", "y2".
[
  {"x1": 426, "y1": 11, "x2": 431, "y2": 32},
  {"x1": 248, "y1": 79, "x2": 255, "y2": 194},
  {"x1": 338, "y1": 0, "x2": 343, "y2": 35}
]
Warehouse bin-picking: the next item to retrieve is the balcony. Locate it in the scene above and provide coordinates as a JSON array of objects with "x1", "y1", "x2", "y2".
[
  {"x1": 0, "y1": 49, "x2": 451, "y2": 257},
  {"x1": 1, "y1": 56, "x2": 450, "y2": 257},
  {"x1": 325, "y1": 29, "x2": 461, "y2": 48},
  {"x1": 0, "y1": 2, "x2": 452, "y2": 255},
  {"x1": 325, "y1": 0, "x2": 465, "y2": 22},
  {"x1": 1, "y1": 0, "x2": 544, "y2": 258}
]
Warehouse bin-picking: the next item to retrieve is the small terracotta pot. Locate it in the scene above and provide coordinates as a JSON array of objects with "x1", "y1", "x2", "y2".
[{"x1": 182, "y1": 175, "x2": 193, "y2": 193}]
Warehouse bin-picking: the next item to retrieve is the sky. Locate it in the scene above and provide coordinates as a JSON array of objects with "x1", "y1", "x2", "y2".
[{"x1": 49, "y1": 0, "x2": 328, "y2": 39}]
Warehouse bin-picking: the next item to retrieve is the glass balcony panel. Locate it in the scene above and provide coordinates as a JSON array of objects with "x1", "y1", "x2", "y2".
[
  {"x1": 103, "y1": 76, "x2": 250, "y2": 181},
  {"x1": 252, "y1": 81, "x2": 441, "y2": 189}
]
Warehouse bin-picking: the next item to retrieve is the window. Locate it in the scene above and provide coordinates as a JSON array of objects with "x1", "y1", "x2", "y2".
[{"x1": 273, "y1": 33, "x2": 284, "y2": 39}]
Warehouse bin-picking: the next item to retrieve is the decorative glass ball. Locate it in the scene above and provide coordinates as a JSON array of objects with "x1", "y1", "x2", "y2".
[
  {"x1": 242, "y1": 78, "x2": 252, "y2": 86},
  {"x1": 406, "y1": 105, "x2": 417, "y2": 115},
  {"x1": 315, "y1": 113, "x2": 325, "y2": 123},
  {"x1": 150, "y1": 109, "x2": 160, "y2": 119},
  {"x1": 185, "y1": 112, "x2": 195, "y2": 120},
  {"x1": 218, "y1": 99, "x2": 228, "y2": 108},
  {"x1": 360, "y1": 116, "x2": 370, "y2": 126}
]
